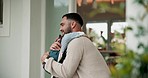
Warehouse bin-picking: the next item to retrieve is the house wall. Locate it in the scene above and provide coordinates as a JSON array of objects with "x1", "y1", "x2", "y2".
[
  {"x1": 0, "y1": 0, "x2": 43, "y2": 78},
  {"x1": 0, "y1": 0, "x2": 23, "y2": 78}
]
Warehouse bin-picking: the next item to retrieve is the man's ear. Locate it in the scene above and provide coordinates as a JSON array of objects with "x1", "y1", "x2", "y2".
[{"x1": 71, "y1": 21, "x2": 76, "y2": 29}]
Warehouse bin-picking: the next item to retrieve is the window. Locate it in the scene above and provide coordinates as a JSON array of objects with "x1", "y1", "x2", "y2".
[
  {"x1": 77, "y1": 0, "x2": 126, "y2": 51},
  {"x1": 111, "y1": 22, "x2": 127, "y2": 33},
  {"x1": 86, "y1": 22, "x2": 108, "y2": 49}
]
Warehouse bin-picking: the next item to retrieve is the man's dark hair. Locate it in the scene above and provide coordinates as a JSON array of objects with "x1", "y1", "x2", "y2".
[{"x1": 62, "y1": 13, "x2": 83, "y2": 27}]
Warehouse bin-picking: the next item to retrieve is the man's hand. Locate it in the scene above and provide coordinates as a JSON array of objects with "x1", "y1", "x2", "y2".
[
  {"x1": 50, "y1": 39, "x2": 61, "y2": 51},
  {"x1": 41, "y1": 36, "x2": 62, "y2": 64},
  {"x1": 41, "y1": 52, "x2": 49, "y2": 64}
]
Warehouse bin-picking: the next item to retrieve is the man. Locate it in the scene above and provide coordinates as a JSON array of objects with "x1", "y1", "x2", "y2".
[{"x1": 41, "y1": 13, "x2": 110, "y2": 78}]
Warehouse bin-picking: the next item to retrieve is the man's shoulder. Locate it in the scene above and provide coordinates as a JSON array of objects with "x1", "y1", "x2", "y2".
[
  {"x1": 69, "y1": 36, "x2": 91, "y2": 44},
  {"x1": 72, "y1": 36, "x2": 89, "y2": 41}
]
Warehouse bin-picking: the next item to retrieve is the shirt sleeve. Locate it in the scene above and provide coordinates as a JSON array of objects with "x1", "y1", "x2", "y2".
[{"x1": 45, "y1": 38, "x2": 84, "y2": 78}]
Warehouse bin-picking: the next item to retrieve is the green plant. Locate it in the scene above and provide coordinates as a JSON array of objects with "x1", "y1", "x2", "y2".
[{"x1": 111, "y1": 0, "x2": 148, "y2": 78}]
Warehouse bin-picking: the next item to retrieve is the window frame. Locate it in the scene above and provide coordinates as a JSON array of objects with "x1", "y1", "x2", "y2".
[{"x1": 0, "y1": 0, "x2": 10, "y2": 36}]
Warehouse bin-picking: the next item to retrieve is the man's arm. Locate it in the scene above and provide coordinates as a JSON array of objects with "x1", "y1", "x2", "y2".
[
  {"x1": 41, "y1": 38, "x2": 61, "y2": 64},
  {"x1": 44, "y1": 38, "x2": 83, "y2": 78}
]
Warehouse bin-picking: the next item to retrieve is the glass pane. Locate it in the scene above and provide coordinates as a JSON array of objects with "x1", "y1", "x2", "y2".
[
  {"x1": 110, "y1": 22, "x2": 128, "y2": 53},
  {"x1": 86, "y1": 22, "x2": 108, "y2": 49},
  {"x1": 111, "y1": 22, "x2": 127, "y2": 39},
  {"x1": 111, "y1": 22, "x2": 127, "y2": 33},
  {"x1": 54, "y1": 0, "x2": 68, "y2": 7}
]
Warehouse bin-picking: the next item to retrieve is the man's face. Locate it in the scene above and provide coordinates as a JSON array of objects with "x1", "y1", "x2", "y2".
[{"x1": 60, "y1": 17, "x2": 72, "y2": 35}]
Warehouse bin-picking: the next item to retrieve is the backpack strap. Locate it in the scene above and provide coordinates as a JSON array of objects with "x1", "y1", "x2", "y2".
[
  {"x1": 59, "y1": 48, "x2": 67, "y2": 63},
  {"x1": 58, "y1": 35, "x2": 89, "y2": 64}
]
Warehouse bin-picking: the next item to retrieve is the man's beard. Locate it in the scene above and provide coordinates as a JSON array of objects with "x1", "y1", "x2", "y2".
[{"x1": 64, "y1": 27, "x2": 72, "y2": 34}]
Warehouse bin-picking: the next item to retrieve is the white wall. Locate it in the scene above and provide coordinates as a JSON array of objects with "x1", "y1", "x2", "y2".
[
  {"x1": 0, "y1": 0, "x2": 22, "y2": 78},
  {"x1": 0, "y1": 0, "x2": 43, "y2": 78},
  {"x1": 29, "y1": 0, "x2": 42, "y2": 78}
]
